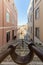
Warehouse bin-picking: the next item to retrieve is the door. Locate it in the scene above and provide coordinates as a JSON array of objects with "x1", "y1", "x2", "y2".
[{"x1": 12, "y1": 30, "x2": 14, "y2": 39}]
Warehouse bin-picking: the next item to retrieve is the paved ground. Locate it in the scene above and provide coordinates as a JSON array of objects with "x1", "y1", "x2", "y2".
[{"x1": 0, "y1": 39, "x2": 43, "y2": 65}]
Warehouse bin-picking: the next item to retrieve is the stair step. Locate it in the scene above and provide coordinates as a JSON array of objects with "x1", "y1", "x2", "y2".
[{"x1": 1, "y1": 62, "x2": 43, "y2": 65}]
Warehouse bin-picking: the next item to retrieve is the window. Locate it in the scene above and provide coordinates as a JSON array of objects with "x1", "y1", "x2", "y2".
[
  {"x1": 12, "y1": 3, "x2": 14, "y2": 7},
  {"x1": 8, "y1": 0, "x2": 10, "y2": 2},
  {"x1": 28, "y1": 17, "x2": 29, "y2": 22},
  {"x1": 35, "y1": 28, "x2": 40, "y2": 38},
  {"x1": 35, "y1": 0, "x2": 37, "y2": 3},
  {"x1": 6, "y1": 32, "x2": 10, "y2": 42},
  {"x1": 35, "y1": 7, "x2": 40, "y2": 20},
  {"x1": 12, "y1": 18, "x2": 14, "y2": 24},
  {"x1": 31, "y1": 15, "x2": 33, "y2": 22},
  {"x1": 6, "y1": 11, "x2": 10, "y2": 22},
  {"x1": 31, "y1": 27, "x2": 32, "y2": 33}
]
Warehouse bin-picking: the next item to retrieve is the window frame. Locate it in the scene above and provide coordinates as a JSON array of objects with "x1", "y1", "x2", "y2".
[
  {"x1": 35, "y1": 0, "x2": 37, "y2": 3},
  {"x1": 6, "y1": 11, "x2": 10, "y2": 23},
  {"x1": 35, "y1": 7, "x2": 40, "y2": 20},
  {"x1": 35, "y1": 28, "x2": 40, "y2": 38},
  {"x1": 6, "y1": 31, "x2": 10, "y2": 42}
]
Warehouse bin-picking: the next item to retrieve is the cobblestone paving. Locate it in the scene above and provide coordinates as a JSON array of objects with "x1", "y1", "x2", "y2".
[
  {"x1": 0, "y1": 39, "x2": 43, "y2": 65},
  {"x1": 1, "y1": 55, "x2": 43, "y2": 65}
]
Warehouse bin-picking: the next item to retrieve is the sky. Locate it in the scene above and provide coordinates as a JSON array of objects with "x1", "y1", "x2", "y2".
[{"x1": 14, "y1": 0, "x2": 30, "y2": 26}]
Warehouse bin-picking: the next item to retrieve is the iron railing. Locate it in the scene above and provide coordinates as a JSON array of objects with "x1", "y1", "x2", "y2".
[{"x1": 0, "y1": 39, "x2": 43, "y2": 65}]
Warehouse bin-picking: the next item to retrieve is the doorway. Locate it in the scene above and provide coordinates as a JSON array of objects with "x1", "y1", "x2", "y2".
[{"x1": 12, "y1": 30, "x2": 14, "y2": 39}]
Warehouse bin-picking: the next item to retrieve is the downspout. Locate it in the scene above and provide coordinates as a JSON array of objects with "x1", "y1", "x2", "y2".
[
  {"x1": 2, "y1": 0, "x2": 4, "y2": 46},
  {"x1": 33, "y1": 0, "x2": 34, "y2": 44}
]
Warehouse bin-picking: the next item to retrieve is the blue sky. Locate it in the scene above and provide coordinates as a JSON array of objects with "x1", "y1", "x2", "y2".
[{"x1": 14, "y1": 0, "x2": 30, "y2": 26}]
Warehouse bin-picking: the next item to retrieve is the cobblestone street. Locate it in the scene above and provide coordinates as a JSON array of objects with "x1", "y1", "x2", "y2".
[
  {"x1": 0, "y1": 39, "x2": 43, "y2": 65},
  {"x1": 1, "y1": 53, "x2": 43, "y2": 65}
]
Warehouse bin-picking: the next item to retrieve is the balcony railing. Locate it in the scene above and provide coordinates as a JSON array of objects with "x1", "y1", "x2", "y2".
[{"x1": 0, "y1": 39, "x2": 43, "y2": 65}]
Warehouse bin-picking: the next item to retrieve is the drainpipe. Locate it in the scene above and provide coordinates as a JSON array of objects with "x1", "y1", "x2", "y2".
[
  {"x1": 33, "y1": 0, "x2": 34, "y2": 44},
  {"x1": 2, "y1": 0, "x2": 4, "y2": 45}
]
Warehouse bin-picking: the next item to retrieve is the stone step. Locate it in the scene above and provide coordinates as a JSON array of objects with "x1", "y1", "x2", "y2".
[
  {"x1": 1, "y1": 62, "x2": 43, "y2": 65},
  {"x1": 2, "y1": 55, "x2": 42, "y2": 62},
  {"x1": 32, "y1": 55, "x2": 41, "y2": 61},
  {"x1": 1, "y1": 52, "x2": 43, "y2": 65}
]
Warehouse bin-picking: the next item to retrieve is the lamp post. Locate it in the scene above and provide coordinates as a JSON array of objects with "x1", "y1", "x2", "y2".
[{"x1": 33, "y1": 0, "x2": 34, "y2": 44}]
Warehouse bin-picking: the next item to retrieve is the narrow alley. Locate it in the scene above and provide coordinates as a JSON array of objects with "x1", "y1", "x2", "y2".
[{"x1": 0, "y1": 0, "x2": 43, "y2": 65}]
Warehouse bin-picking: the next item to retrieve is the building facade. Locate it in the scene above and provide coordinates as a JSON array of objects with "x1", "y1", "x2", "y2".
[
  {"x1": 27, "y1": 0, "x2": 33, "y2": 39},
  {"x1": 0, "y1": 0, "x2": 17, "y2": 46},
  {"x1": 27, "y1": 0, "x2": 43, "y2": 44},
  {"x1": 34, "y1": 0, "x2": 43, "y2": 43}
]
